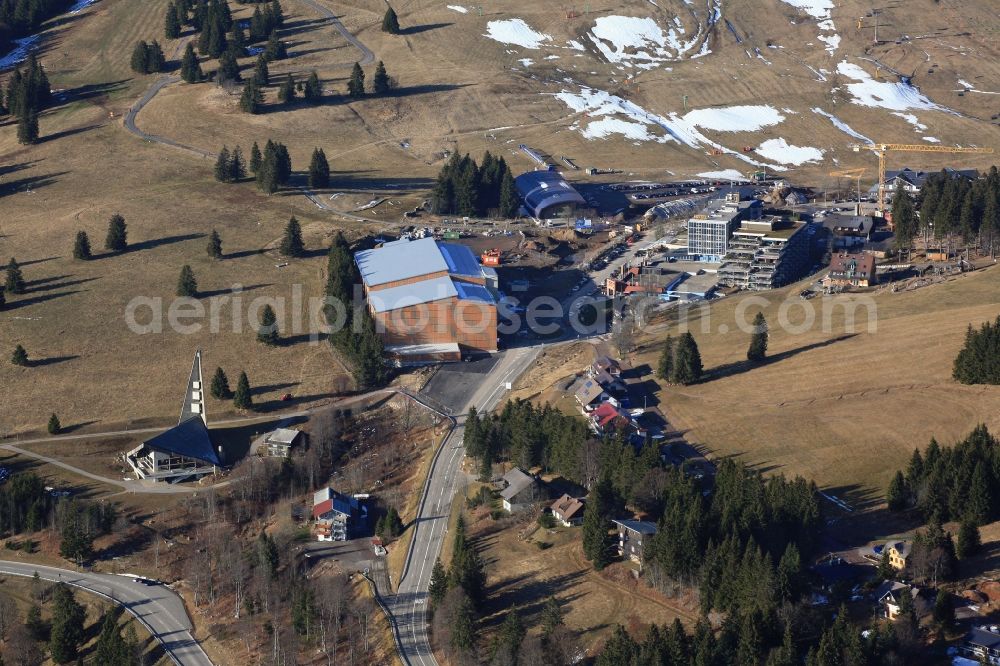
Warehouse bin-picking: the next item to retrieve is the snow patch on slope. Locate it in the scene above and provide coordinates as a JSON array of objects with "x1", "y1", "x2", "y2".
[
  {"x1": 484, "y1": 19, "x2": 551, "y2": 49},
  {"x1": 837, "y1": 61, "x2": 949, "y2": 112},
  {"x1": 755, "y1": 138, "x2": 825, "y2": 165},
  {"x1": 811, "y1": 108, "x2": 872, "y2": 143}
]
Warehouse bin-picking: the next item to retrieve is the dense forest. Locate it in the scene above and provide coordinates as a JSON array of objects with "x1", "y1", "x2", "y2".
[
  {"x1": 894, "y1": 166, "x2": 1000, "y2": 249},
  {"x1": 0, "y1": 0, "x2": 74, "y2": 54},
  {"x1": 431, "y1": 150, "x2": 520, "y2": 218},
  {"x1": 887, "y1": 424, "x2": 998, "y2": 525},
  {"x1": 953, "y1": 316, "x2": 1000, "y2": 385}
]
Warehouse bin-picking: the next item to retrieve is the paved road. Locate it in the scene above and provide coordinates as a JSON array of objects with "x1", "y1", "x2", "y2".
[
  {"x1": 300, "y1": 0, "x2": 375, "y2": 66},
  {"x1": 0, "y1": 561, "x2": 212, "y2": 666},
  {"x1": 385, "y1": 346, "x2": 542, "y2": 666}
]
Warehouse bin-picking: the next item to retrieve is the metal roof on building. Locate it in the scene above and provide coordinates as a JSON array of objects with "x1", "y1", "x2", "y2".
[
  {"x1": 355, "y1": 237, "x2": 449, "y2": 287},
  {"x1": 454, "y1": 281, "x2": 495, "y2": 304},
  {"x1": 515, "y1": 171, "x2": 587, "y2": 218},
  {"x1": 438, "y1": 243, "x2": 483, "y2": 278},
  {"x1": 143, "y1": 416, "x2": 222, "y2": 466},
  {"x1": 613, "y1": 519, "x2": 658, "y2": 535},
  {"x1": 368, "y1": 275, "x2": 458, "y2": 313}
]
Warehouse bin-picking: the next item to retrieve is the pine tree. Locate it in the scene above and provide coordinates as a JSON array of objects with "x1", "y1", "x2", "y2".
[
  {"x1": 207, "y1": 229, "x2": 223, "y2": 259},
  {"x1": 957, "y1": 519, "x2": 981, "y2": 558},
  {"x1": 214, "y1": 146, "x2": 232, "y2": 182},
  {"x1": 372, "y1": 60, "x2": 390, "y2": 95},
  {"x1": 180, "y1": 43, "x2": 203, "y2": 82},
  {"x1": 280, "y1": 216, "x2": 304, "y2": 256},
  {"x1": 48, "y1": 584, "x2": 84, "y2": 663},
  {"x1": 498, "y1": 169, "x2": 519, "y2": 218},
  {"x1": 933, "y1": 590, "x2": 955, "y2": 629},
  {"x1": 210, "y1": 366, "x2": 231, "y2": 399},
  {"x1": 218, "y1": 50, "x2": 241, "y2": 82},
  {"x1": 670, "y1": 332, "x2": 703, "y2": 385},
  {"x1": 73, "y1": 230, "x2": 92, "y2": 260},
  {"x1": 264, "y1": 29, "x2": 286, "y2": 61},
  {"x1": 257, "y1": 304, "x2": 279, "y2": 344},
  {"x1": 130, "y1": 41, "x2": 149, "y2": 74},
  {"x1": 278, "y1": 73, "x2": 296, "y2": 104},
  {"x1": 239, "y1": 79, "x2": 263, "y2": 114},
  {"x1": 47, "y1": 413, "x2": 61, "y2": 435},
  {"x1": 450, "y1": 591, "x2": 476, "y2": 652},
  {"x1": 382, "y1": 6, "x2": 400, "y2": 34},
  {"x1": 347, "y1": 62, "x2": 365, "y2": 98},
  {"x1": 428, "y1": 559, "x2": 448, "y2": 610},
  {"x1": 303, "y1": 70, "x2": 322, "y2": 102},
  {"x1": 582, "y1": 478, "x2": 614, "y2": 570},
  {"x1": 656, "y1": 334, "x2": 674, "y2": 381},
  {"x1": 253, "y1": 54, "x2": 269, "y2": 86},
  {"x1": 5, "y1": 257, "x2": 26, "y2": 294},
  {"x1": 176, "y1": 264, "x2": 198, "y2": 297},
  {"x1": 165, "y1": 3, "x2": 182, "y2": 39},
  {"x1": 233, "y1": 371, "x2": 253, "y2": 410},
  {"x1": 11, "y1": 344, "x2": 28, "y2": 366},
  {"x1": 16, "y1": 110, "x2": 38, "y2": 145},
  {"x1": 105, "y1": 214, "x2": 128, "y2": 252},
  {"x1": 0, "y1": 286, "x2": 6, "y2": 310},
  {"x1": 747, "y1": 312, "x2": 768, "y2": 362},
  {"x1": 249, "y1": 141, "x2": 262, "y2": 173},
  {"x1": 886, "y1": 470, "x2": 909, "y2": 511},
  {"x1": 229, "y1": 145, "x2": 247, "y2": 181},
  {"x1": 147, "y1": 41, "x2": 167, "y2": 73},
  {"x1": 308, "y1": 148, "x2": 329, "y2": 188},
  {"x1": 270, "y1": 0, "x2": 284, "y2": 26},
  {"x1": 892, "y1": 185, "x2": 918, "y2": 250}
]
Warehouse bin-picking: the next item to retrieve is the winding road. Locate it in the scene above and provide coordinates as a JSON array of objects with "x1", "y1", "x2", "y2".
[{"x1": 0, "y1": 561, "x2": 211, "y2": 666}]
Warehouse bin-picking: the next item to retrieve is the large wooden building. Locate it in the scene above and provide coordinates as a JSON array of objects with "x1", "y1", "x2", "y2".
[{"x1": 355, "y1": 237, "x2": 498, "y2": 364}]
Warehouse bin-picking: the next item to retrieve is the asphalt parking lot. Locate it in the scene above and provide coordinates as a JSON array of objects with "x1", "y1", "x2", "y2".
[
  {"x1": 421, "y1": 354, "x2": 501, "y2": 413},
  {"x1": 303, "y1": 537, "x2": 373, "y2": 572}
]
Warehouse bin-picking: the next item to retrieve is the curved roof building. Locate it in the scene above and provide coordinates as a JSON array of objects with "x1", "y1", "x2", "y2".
[{"x1": 515, "y1": 171, "x2": 587, "y2": 219}]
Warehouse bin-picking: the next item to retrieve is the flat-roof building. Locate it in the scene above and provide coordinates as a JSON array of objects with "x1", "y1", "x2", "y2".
[
  {"x1": 515, "y1": 170, "x2": 587, "y2": 219},
  {"x1": 686, "y1": 191, "x2": 763, "y2": 262},
  {"x1": 717, "y1": 217, "x2": 810, "y2": 290},
  {"x1": 355, "y1": 237, "x2": 498, "y2": 363}
]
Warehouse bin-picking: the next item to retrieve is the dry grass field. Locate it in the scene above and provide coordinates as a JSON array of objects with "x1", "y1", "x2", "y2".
[
  {"x1": 633, "y1": 265, "x2": 1000, "y2": 504},
  {"x1": 1, "y1": 0, "x2": 999, "y2": 435}
]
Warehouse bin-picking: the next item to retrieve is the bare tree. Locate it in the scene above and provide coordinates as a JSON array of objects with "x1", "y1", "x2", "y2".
[
  {"x1": 3, "y1": 622, "x2": 44, "y2": 666},
  {"x1": 0, "y1": 594, "x2": 17, "y2": 641}
]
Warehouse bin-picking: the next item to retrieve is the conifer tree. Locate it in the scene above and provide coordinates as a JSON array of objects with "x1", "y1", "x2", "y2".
[
  {"x1": 264, "y1": 30, "x2": 286, "y2": 61},
  {"x1": 239, "y1": 78, "x2": 263, "y2": 113},
  {"x1": 233, "y1": 371, "x2": 253, "y2": 410},
  {"x1": 746, "y1": 312, "x2": 768, "y2": 363},
  {"x1": 165, "y1": 3, "x2": 182, "y2": 39},
  {"x1": 0, "y1": 286, "x2": 6, "y2": 310},
  {"x1": 176, "y1": 264, "x2": 198, "y2": 297},
  {"x1": 210, "y1": 366, "x2": 231, "y2": 399},
  {"x1": 214, "y1": 146, "x2": 232, "y2": 182},
  {"x1": 382, "y1": 6, "x2": 400, "y2": 34},
  {"x1": 886, "y1": 470, "x2": 909, "y2": 511},
  {"x1": 280, "y1": 216, "x2": 304, "y2": 257},
  {"x1": 218, "y1": 50, "x2": 241, "y2": 82},
  {"x1": 180, "y1": 43, "x2": 203, "y2": 82},
  {"x1": 16, "y1": 110, "x2": 38, "y2": 144},
  {"x1": 249, "y1": 141, "x2": 262, "y2": 173},
  {"x1": 147, "y1": 41, "x2": 167, "y2": 73},
  {"x1": 670, "y1": 332, "x2": 703, "y2": 385},
  {"x1": 428, "y1": 559, "x2": 448, "y2": 610},
  {"x1": 257, "y1": 304, "x2": 279, "y2": 344},
  {"x1": 73, "y1": 230, "x2": 92, "y2": 260},
  {"x1": 372, "y1": 60, "x2": 390, "y2": 95},
  {"x1": 582, "y1": 477, "x2": 614, "y2": 570},
  {"x1": 957, "y1": 519, "x2": 981, "y2": 559},
  {"x1": 130, "y1": 41, "x2": 149, "y2": 74},
  {"x1": 47, "y1": 413, "x2": 61, "y2": 435},
  {"x1": 270, "y1": 0, "x2": 284, "y2": 26},
  {"x1": 229, "y1": 145, "x2": 246, "y2": 181},
  {"x1": 498, "y1": 169, "x2": 519, "y2": 218},
  {"x1": 278, "y1": 73, "x2": 296, "y2": 104},
  {"x1": 656, "y1": 334, "x2": 674, "y2": 381},
  {"x1": 207, "y1": 229, "x2": 223, "y2": 258},
  {"x1": 5, "y1": 257, "x2": 26, "y2": 294},
  {"x1": 253, "y1": 54, "x2": 269, "y2": 86},
  {"x1": 347, "y1": 62, "x2": 365, "y2": 98},
  {"x1": 892, "y1": 185, "x2": 917, "y2": 250},
  {"x1": 303, "y1": 70, "x2": 322, "y2": 102},
  {"x1": 105, "y1": 214, "x2": 128, "y2": 252},
  {"x1": 11, "y1": 344, "x2": 28, "y2": 366},
  {"x1": 308, "y1": 147, "x2": 329, "y2": 188},
  {"x1": 48, "y1": 584, "x2": 84, "y2": 662}
]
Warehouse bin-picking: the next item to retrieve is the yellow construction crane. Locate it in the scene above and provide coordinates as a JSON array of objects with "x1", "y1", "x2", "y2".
[{"x1": 848, "y1": 143, "x2": 994, "y2": 214}]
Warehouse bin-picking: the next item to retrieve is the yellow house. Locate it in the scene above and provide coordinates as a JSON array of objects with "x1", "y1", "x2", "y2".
[{"x1": 887, "y1": 541, "x2": 911, "y2": 570}]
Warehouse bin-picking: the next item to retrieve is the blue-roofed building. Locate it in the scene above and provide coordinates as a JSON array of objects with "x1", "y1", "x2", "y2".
[
  {"x1": 313, "y1": 487, "x2": 369, "y2": 541},
  {"x1": 515, "y1": 170, "x2": 588, "y2": 219},
  {"x1": 126, "y1": 351, "x2": 226, "y2": 483},
  {"x1": 355, "y1": 238, "x2": 498, "y2": 362}
]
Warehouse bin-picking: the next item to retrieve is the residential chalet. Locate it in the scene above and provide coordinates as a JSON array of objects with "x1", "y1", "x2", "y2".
[
  {"x1": 313, "y1": 488, "x2": 367, "y2": 541},
  {"x1": 499, "y1": 468, "x2": 544, "y2": 513},
  {"x1": 263, "y1": 428, "x2": 303, "y2": 458},
  {"x1": 614, "y1": 519, "x2": 658, "y2": 569},
  {"x1": 550, "y1": 494, "x2": 585, "y2": 526},
  {"x1": 824, "y1": 252, "x2": 877, "y2": 288}
]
